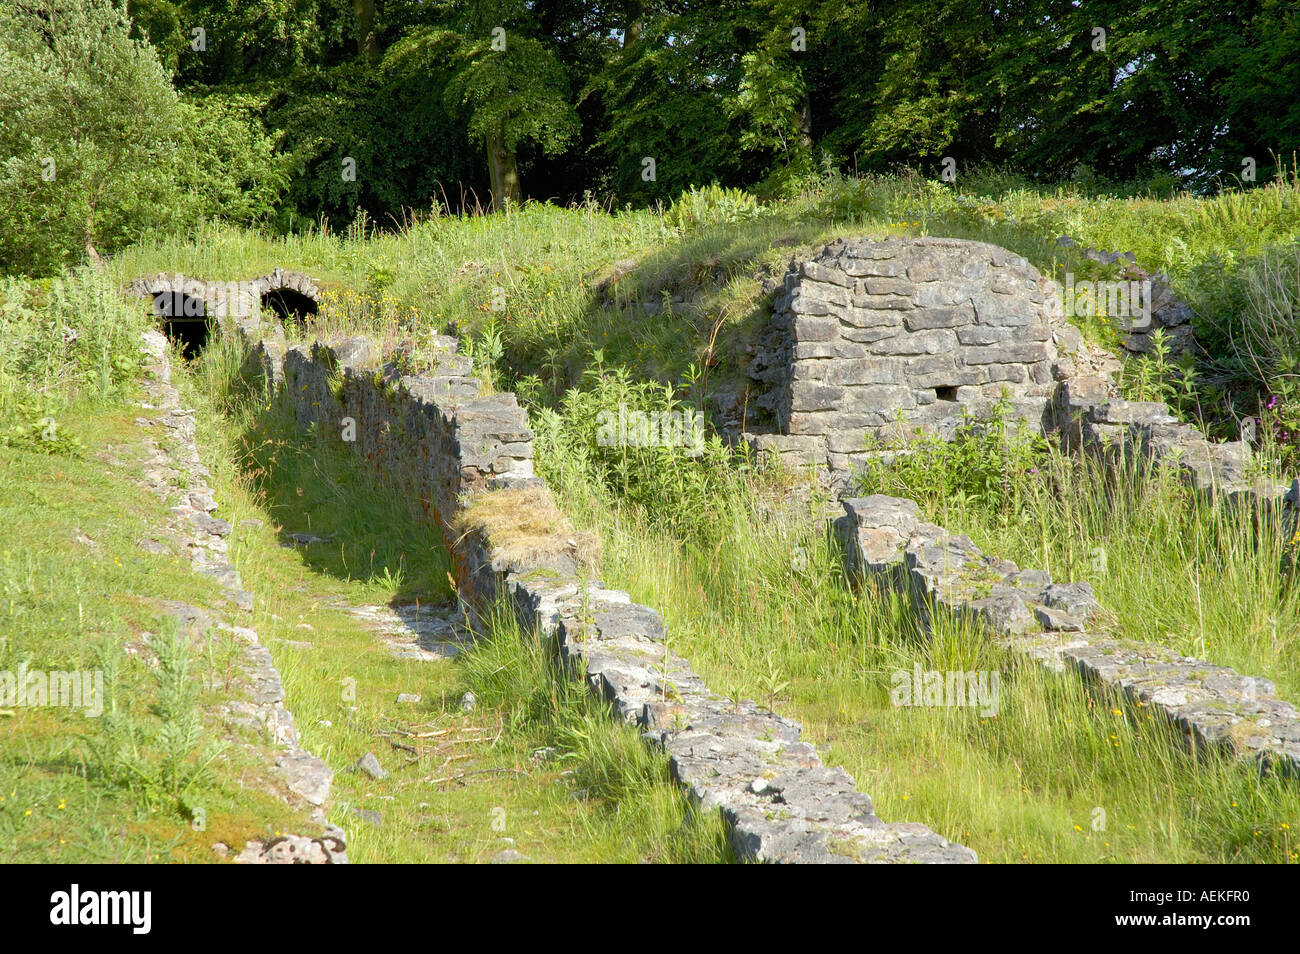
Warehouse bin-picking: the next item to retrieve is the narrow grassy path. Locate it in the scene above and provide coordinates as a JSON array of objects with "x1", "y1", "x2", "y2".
[
  {"x1": 0, "y1": 403, "x2": 314, "y2": 861},
  {"x1": 1, "y1": 344, "x2": 728, "y2": 864},
  {"x1": 184, "y1": 343, "x2": 730, "y2": 863}
]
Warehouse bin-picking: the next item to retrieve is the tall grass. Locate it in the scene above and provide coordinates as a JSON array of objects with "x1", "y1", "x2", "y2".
[
  {"x1": 121, "y1": 169, "x2": 1300, "y2": 862},
  {"x1": 552, "y1": 456, "x2": 1300, "y2": 863},
  {"x1": 857, "y1": 427, "x2": 1300, "y2": 700},
  {"x1": 0, "y1": 268, "x2": 150, "y2": 427}
]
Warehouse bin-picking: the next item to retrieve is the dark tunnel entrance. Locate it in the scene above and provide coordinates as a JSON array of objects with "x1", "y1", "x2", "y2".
[
  {"x1": 261, "y1": 288, "x2": 318, "y2": 328},
  {"x1": 153, "y1": 292, "x2": 211, "y2": 359}
]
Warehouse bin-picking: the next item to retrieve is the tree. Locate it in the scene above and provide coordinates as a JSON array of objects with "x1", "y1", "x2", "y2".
[
  {"x1": 390, "y1": 8, "x2": 579, "y2": 209},
  {"x1": 0, "y1": 0, "x2": 186, "y2": 273},
  {"x1": 586, "y1": 0, "x2": 772, "y2": 202}
]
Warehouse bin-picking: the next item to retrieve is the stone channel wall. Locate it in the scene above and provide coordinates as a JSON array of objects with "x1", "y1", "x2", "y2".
[
  {"x1": 1053, "y1": 378, "x2": 1295, "y2": 504},
  {"x1": 836, "y1": 495, "x2": 1300, "y2": 778},
  {"x1": 245, "y1": 325, "x2": 976, "y2": 864}
]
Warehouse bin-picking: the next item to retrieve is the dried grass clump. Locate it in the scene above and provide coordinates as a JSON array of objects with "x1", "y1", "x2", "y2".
[{"x1": 455, "y1": 485, "x2": 601, "y2": 570}]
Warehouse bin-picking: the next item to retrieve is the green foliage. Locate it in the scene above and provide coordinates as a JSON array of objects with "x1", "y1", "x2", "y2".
[
  {"x1": 88, "y1": 624, "x2": 222, "y2": 811},
  {"x1": 856, "y1": 397, "x2": 1052, "y2": 518},
  {"x1": 442, "y1": 33, "x2": 579, "y2": 160},
  {"x1": 0, "y1": 417, "x2": 86, "y2": 457},
  {"x1": 0, "y1": 269, "x2": 148, "y2": 423},
  {"x1": 0, "y1": 0, "x2": 291, "y2": 273},
  {"x1": 174, "y1": 94, "x2": 292, "y2": 227},
  {"x1": 0, "y1": 0, "x2": 185, "y2": 272},
  {"x1": 1118, "y1": 330, "x2": 1203, "y2": 421},
  {"x1": 530, "y1": 356, "x2": 740, "y2": 537},
  {"x1": 584, "y1": 2, "x2": 771, "y2": 203},
  {"x1": 460, "y1": 317, "x2": 505, "y2": 391},
  {"x1": 664, "y1": 184, "x2": 766, "y2": 232}
]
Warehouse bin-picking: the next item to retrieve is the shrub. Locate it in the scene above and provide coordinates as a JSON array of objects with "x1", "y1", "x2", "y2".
[
  {"x1": 529, "y1": 355, "x2": 742, "y2": 536},
  {"x1": 855, "y1": 396, "x2": 1051, "y2": 518},
  {"x1": 0, "y1": 0, "x2": 184, "y2": 273},
  {"x1": 0, "y1": 0, "x2": 289, "y2": 275},
  {"x1": 0, "y1": 269, "x2": 149, "y2": 422},
  {"x1": 664, "y1": 184, "x2": 765, "y2": 232}
]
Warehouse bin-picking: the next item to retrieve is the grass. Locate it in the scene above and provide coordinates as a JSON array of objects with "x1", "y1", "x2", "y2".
[
  {"x1": 855, "y1": 424, "x2": 1300, "y2": 702},
  {"x1": 0, "y1": 403, "x2": 314, "y2": 862},
  {"x1": 10, "y1": 167, "x2": 1300, "y2": 863},
  {"x1": 455, "y1": 485, "x2": 600, "y2": 571},
  {"x1": 187, "y1": 337, "x2": 729, "y2": 862},
  {"x1": 109, "y1": 168, "x2": 1300, "y2": 408},
  {"x1": 562, "y1": 477, "x2": 1300, "y2": 863},
  {"x1": 0, "y1": 305, "x2": 728, "y2": 863}
]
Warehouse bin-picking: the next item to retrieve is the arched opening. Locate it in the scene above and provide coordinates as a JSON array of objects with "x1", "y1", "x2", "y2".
[
  {"x1": 261, "y1": 288, "x2": 318, "y2": 328},
  {"x1": 153, "y1": 292, "x2": 211, "y2": 359}
]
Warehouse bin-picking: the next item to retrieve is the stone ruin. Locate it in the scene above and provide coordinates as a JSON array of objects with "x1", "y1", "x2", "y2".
[
  {"x1": 742, "y1": 235, "x2": 1286, "y2": 505},
  {"x1": 1055, "y1": 237, "x2": 1196, "y2": 357},
  {"x1": 128, "y1": 247, "x2": 1292, "y2": 862},
  {"x1": 745, "y1": 236, "x2": 1112, "y2": 475},
  {"x1": 127, "y1": 269, "x2": 320, "y2": 356}
]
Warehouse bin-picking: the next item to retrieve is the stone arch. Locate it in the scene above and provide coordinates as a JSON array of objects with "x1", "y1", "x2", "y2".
[
  {"x1": 127, "y1": 268, "x2": 323, "y2": 346},
  {"x1": 127, "y1": 274, "x2": 215, "y2": 358},
  {"x1": 259, "y1": 287, "x2": 318, "y2": 327},
  {"x1": 250, "y1": 269, "x2": 321, "y2": 330},
  {"x1": 151, "y1": 291, "x2": 211, "y2": 358}
]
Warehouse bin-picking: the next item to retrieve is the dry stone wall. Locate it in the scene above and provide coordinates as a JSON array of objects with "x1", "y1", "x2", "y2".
[
  {"x1": 745, "y1": 238, "x2": 1295, "y2": 512},
  {"x1": 1054, "y1": 378, "x2": 1296, "y2": 504},
  {"x1": 138, "y1": 329, "x2": 345, "y2": 863},
  {"x1": 243, "y1": 319, "x2": 975, "y2": 864},
  {"x1": 274, "y1": 335, "x2": 537, "y2": 532},
  {"x1": 837, "y1": 495, "x2": 1300, "y2": 778},
  {"x1": 746, "y1": 237, "x2": 1099, "y2": 476}
]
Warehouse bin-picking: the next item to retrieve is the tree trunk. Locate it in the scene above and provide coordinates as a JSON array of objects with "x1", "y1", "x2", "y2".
[
  {"x1": 796, "y1": 90, "x2": 813, "y2": 151},
  {"x1": 486, "y1": 126, "x2": 521, "y2": 210},
  {"x1": 84, "y1": 210, "x2": 103, "y2": 270},
  {"x1": 623, "y1": 0, "x2": 643, "y2": 47},
  {"x1": 353, "y1": 0, "x2": 378, "y2": 61}
]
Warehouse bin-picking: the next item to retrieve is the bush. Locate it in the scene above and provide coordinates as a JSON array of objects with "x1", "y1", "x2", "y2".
[
  {"x1": 664, "y1": 184, "x2": 766, "y2": 232},
  {"x1": 529, "y1": 356, "x2": 742, "y2": 536},
  {"x1": 0, "y1": 0, "x2": 185, "y2": 273},
  {"x1": 0, "y1": 269, "x2": 148, "y2": 422},
  {"x1": 0, "y1": 0, "x2": 289, "y2": 275},
  {"x1": 855, "y1": 397, "x2": 1051, "y2": 518}
]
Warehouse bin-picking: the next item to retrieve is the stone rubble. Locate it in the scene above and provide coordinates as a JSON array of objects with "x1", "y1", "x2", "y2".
[
  {"x1": 1054, "y1": 377, "x2": 1296, "y2": 506},
  {"x1": 836, "y1": 494, "x2": 1300, "y2": 779},
  {"x1": 339, "y1": 602, "x2": 467, "y2": 661},
  {"x1": 1055, "y1": 236, "x2": 1196, "y2": 357}
]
